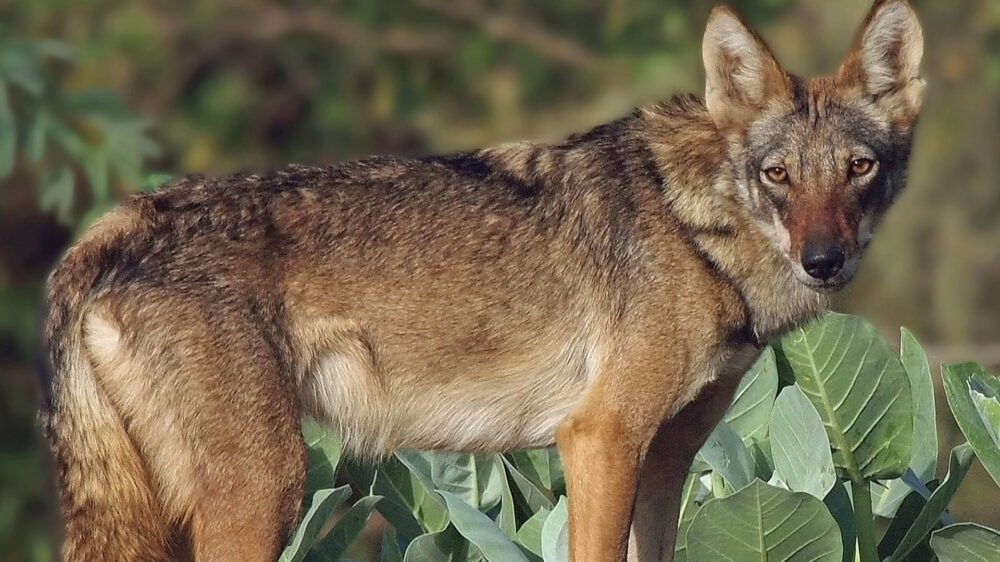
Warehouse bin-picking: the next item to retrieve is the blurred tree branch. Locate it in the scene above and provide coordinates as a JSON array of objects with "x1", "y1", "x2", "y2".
[
  {"x1": 414, "y1": 0, "x2": 596, "y2": 67},
  {"x1": 250, "y1": 4, "x2": 455, "y2": 55}
]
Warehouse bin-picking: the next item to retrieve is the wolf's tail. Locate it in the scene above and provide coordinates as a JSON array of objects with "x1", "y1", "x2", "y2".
[{"x1": 40, "y1": 200, "x2": 173, "y2": 561}]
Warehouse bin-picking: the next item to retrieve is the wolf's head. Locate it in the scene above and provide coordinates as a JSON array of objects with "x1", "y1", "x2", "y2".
[{"x1": 703, "y1": 0, "x2": 925, "y2": 292}]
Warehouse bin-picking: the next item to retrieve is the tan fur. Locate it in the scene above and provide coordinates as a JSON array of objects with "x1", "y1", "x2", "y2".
[{"x1": 41, "y1": 2, "x2": 923, "y2": 561}]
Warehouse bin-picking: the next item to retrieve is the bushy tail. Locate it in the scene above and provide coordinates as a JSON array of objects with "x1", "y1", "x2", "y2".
[{"x1": 40, "y1": 202, "x2": 172, "y2": 561}]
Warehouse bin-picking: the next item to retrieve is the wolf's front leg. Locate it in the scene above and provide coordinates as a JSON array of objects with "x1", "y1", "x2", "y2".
[
  {"x1": 555, "y1": 350, "x2": 691, "y2": 562},
  {"x1": 557, "y1": 407, "x2": 642, "y2": 562},
  {"x1": 627, "y1": 377, "x2": 745, "y2": 562}
]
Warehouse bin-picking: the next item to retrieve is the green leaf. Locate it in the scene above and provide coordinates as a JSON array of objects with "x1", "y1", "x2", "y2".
[
  {"x1": 673, "y1": 472, "x2": 708, "y2": 562},
  {"x1": 83, "y1": 144, "x2": 110, "y2": 202},
  {"x1": 404, "y1": 528, "x2": 468, "y2": 562},
  {"x1": 438, "y1": 491, "x2": 529, "y2": 562},
  {"x1": 309, "y1": 495, "x2": 382, "y2": 561},
  {"x1": 39, "y1": 166, "x2": 75, "y2": 224},
  {"x1": 47, "y1": 117, "x2": 88, "y2": 161},
  {"x1": 25, "y1": 108, "x2": 49, "y2": 162},
  {"x1": 887, "y1": 443, "x2": 975, "y2": 562},
  {"x1": 930, "y1": 523, "x2": 1000, "y2": 562},
  {"x1": 698, "y1": 420, "x2": 753, "y2": 492},
  {"x1": 878, "y1": 487, "x2": 932, "y2": 562},
  {"x1": 396, "y1": 452, "x2": 441, "y2": 497},
  {"x1": 279, "y1": 486, "x2": 352, "y2": 562},
  {"x1": 823, "y1": 483, "x2": 856, "y2": 562},
  {"x1": 508, "y1": 449, "x2": 564, "y2": 495},
  {"x1": 0, "y1": 41, "x2": 45, "y2": 94},
  {"x1": 972, "y1": 387, "x2": 1000, "y2": 446},
  {"x1": 0, "y1": 84, "x2": 16, "y2": 178},
  {"x1": 302, "y1": 419, "x2": 342, "y2": 495},
  {"x1": 874, "y1": 329, "x2": 938, "y2": 517},
  {"x1": 430, "y1": 453, "x2": 505, "y2": 511},
  {"x1": 686, "y1": 480, "x2": 842, "y2": 562},
  {"x1": 900, "y1": 329, "x2": 938, "y2": 480},
  {"x1": 780, "y1": 313, "x2": 913, "y2": 481},
  {"x1": 140, "y1": 173, "x2": 173, "y2": 192},
  {"x1": 494, "y1": 456, "x2": 517, "y2": 538},
  {"x1": 370, "y1": 457, "x2": 446, "y2": 537},
  {"x1": 514, "y1": 508, "x2": 550, "y2": 560},
  {"x1": 942, "y1": 363, "x2": 1000, "y2": 488},
  {"x1": 540, "y1": 496, "x2": 568, "y2": 562},
  {"x1": 878, "y1": 484, "x2": 930, "y2": 560},
  {"x1": 724, "y1": 346, "x2": 779, "y2": 445},
  {"x1": 502, "y1": 456, "x2": 554, "y2": 514},
  {"x1": 769, "y1": 385, "x2": 836, "y2": 499}
]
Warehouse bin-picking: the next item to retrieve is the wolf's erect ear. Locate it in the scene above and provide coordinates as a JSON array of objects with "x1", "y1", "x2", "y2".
[
  {"x1": 702, "y1": 6, "x2": 792, "y2": 132},
  {"x1": 837, "y1": 0, "x2": 925, "y2": 122}
]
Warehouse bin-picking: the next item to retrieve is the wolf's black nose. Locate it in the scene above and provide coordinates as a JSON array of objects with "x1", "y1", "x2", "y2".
[{"x1": 801, "y1": 243, "x2": 845, "y2": 280}]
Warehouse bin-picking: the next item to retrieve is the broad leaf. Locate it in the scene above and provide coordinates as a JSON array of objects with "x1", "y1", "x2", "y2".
[
  {"x1": 673, "y1": 472, "x2": 708, "y2": 562},
  {"x1": 942, "y1": 363, "x2": 1000, "y2": 488},
  {"x1": 888, "y1": 444, "x2": 974, "y2": 561},
  {"x1": 502, "y1": 456, "x2": 555, "y2": 513},
  {"x1": 279, "y1": 486, "x2": 352, "y2": 562},
  {"x1": 824, "y1": 483, "x2": 856, "y2": 562},
  {"x1": 514, "y1": 508, "x2": 551, "y2": 559},
  {"x1": 39, "y1": 166, "x2": 75, "y2": 224},
  {"x1": 930, "y1": 523, "x2": 1000, "y2": 562},
  {"x1": 698, "y1": 420, "x2": 753, "y2": 493},
  {"x1": 404, "y1": 528, "x2": 468, "y2": 562},
  {"x1": 495, "y1": 457, "x2": 517, "y2": 538},
  {"x1": 373, "y1": 457, "x2": 448, "y2": 536},
  {"x1": 686, "y1": 480, "x2": 842, "y2": 562},
  {"x1": 310, "y1": 495, "x2": 382, "y2": 560},
  {"x1": 780, "y1": 313, "x2": 913, "y2": 481},
  {"x1": 540, "y1": 496, "x2": 568, "y2": 562},
  {"x1": 302, "y1": 419, "x2": 342, "y2": 495},
  {"x1": 438, "y1": 491, "x2": 529, "y2": 562},
  {"x1": 878, "y1": 487, "x2": 932, "y2": 562},
  {"x1": 724, "y1": 346, "x2": 779, "y2": 445},
  {"x1": 874, "y1": 329, "x2": 938, "y2": 517},
  {"x1": 769, "y1": 385, "x2": 836, "y2": 499},
  {"x1": 141, "y1": 173, "x2": 173, "y2": 192},
  {"x1": 430, "y1": 453, "x2": 505, "y2": 511},
  {"x1": 508, "y1": 449, "x2": 564, "y2": 495},
  {"x1": 900, "y1": 329, "x2": 939, "y2": 480}
]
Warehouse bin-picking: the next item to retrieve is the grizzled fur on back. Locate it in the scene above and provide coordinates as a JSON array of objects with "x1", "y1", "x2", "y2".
[{"x1": 41, "y1": 1, "x2": 924, "y2": 560}]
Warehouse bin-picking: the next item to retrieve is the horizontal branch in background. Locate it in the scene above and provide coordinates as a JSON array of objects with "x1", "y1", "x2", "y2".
[{"x1": 415, "y1": 0, "x2": 595, "y2": 67}]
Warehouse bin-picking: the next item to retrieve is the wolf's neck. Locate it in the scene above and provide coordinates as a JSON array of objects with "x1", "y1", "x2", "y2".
[{"x1": 641, "y1": 98, "x2": 828, "y2": 342}]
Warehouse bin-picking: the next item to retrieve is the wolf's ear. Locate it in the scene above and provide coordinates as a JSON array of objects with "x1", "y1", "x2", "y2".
[
  {"x1": 702, "y1": 6, "x2": 792, "y2": 132},
  {"x1": 837, "y1": 0, "x2": 925, "y2": 122}
]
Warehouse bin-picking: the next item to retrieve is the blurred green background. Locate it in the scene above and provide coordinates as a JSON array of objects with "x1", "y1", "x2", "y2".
[{"x1": 1, "y1": 0, "x2": 998, "y2": 559}]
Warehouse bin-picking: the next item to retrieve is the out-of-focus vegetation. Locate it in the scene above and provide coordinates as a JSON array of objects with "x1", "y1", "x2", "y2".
[{"x1": 0, "y1": 0, "x2": 997, "y2": 560}]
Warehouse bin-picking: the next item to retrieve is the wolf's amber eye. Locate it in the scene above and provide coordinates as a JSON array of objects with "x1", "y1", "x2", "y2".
[
  {"x1": 763, "y1": 167, "x2": 788, "y2": 184},
  {"x1": 850, "y1": 158, "x2": 875, "y2": 177}
]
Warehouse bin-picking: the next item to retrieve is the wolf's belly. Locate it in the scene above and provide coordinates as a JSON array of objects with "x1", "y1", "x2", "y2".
[{"x1": 294, "y1": 316, "x2": 600, "y2": 459}]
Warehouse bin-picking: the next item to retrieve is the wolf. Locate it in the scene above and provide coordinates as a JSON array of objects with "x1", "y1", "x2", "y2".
[{"x1": 40, "y1": 0, "x2": 924, "y2": 560}]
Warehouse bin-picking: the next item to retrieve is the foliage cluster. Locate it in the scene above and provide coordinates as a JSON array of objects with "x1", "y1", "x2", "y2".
[{"x1": 286, "y1": 313, "x2": 1000, "y2": 562}]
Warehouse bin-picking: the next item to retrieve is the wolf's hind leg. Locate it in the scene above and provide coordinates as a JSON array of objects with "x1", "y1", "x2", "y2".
[{"x1": 182, "y1": 351, "x2": 308, "y2": 561}]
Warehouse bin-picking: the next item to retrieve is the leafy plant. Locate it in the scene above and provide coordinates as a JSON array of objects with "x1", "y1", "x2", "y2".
[
  {"x1": 285, "y1": 312, "x2": 1000, "y2": 561},
  {"x1": 0, "y1": 33, "x2": 160, "y2": 226}
]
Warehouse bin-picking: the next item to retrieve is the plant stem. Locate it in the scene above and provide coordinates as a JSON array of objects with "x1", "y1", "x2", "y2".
[{"x1": 851, "y1": 479, "x2": 879, "y2": 562}]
